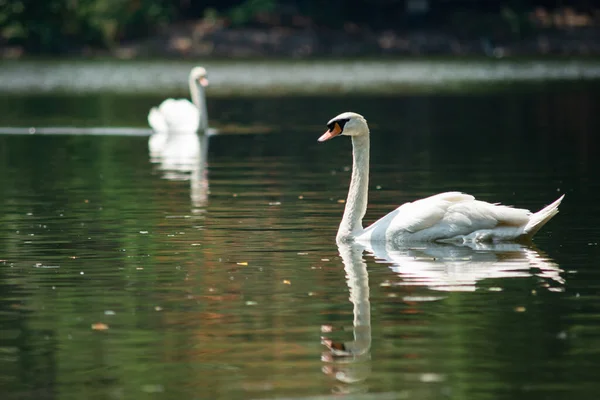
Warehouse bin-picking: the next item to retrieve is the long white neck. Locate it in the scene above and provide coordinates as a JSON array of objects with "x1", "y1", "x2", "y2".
[
  {"x1": 189, "y1": 77, "x2": 209, "y2": 132},
  {"x1": 337, "y1": 134, "x2": 370, "y2": 243}
]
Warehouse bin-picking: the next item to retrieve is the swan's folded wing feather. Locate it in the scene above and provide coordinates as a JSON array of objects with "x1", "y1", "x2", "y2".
[
  {"x1": 394, "y1": 192, "x2": 476, "y2": 233},
  {"x1": 398, "y1": 196, "x2": 532, "y2": 241},
  {"x1": 148, "y1": 107, "x2": 168, "y2": 132},
  {"x1": 157, "y1": 99, "x2": 200, "y2": 132},
  {"x1": 363, "y1": 192, "x2": 534, "y2": 242},
  {"x1": 363, "y1": 192, "x2": 473, "y2": 237}
]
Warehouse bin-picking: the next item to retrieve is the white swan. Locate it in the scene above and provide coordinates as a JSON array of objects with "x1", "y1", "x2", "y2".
[
  {"x1": 148, "y1": 66, "x2": 209, "y2": 157},
  {"x1": 318, "y1": 112, "x2": 564, "y2": 245}
]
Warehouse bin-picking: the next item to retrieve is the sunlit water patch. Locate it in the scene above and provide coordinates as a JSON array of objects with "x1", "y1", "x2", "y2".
[{"x1": 2, "y1": 59, "x2": 600, "y2": 95}]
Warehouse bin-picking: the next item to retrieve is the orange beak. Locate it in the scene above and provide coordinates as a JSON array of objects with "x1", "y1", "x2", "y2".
[
  {"x1": 199, "y1": 77, "x2": 209, "y2": 87},
  {"x1": 318, "y1": 122, "x2": 342, "y2": 142}
]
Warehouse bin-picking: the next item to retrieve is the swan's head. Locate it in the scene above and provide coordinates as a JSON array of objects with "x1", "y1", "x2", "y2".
[
  {"x1": 190, "y1": 66, "x2": 209, "y2": 87},
  {"x1": 318, "y1": 112, "x2": 368, "y2": 142}
]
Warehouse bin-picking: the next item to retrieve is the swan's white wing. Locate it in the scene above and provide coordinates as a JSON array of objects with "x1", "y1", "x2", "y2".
[
  {"x1": 148, "y1": 107, "x2": 168, "y2": 133},
  {"x1": 158, "y1": 99, "x2": 200, "y2": 132},
  {"x1": 359, "y1": 192, "x2": 532, "y2": 242}
]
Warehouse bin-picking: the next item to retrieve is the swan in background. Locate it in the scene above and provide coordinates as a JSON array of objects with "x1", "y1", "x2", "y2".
[
  {"x1": 148, "y1": 66, "x2": 209, "y2": 157},
  {"x1": 366, "y1": 241, "x2": 564, "y2": 292},
  {"x1": 318, "y1": 112, "x2": 564, "y2": 245}
]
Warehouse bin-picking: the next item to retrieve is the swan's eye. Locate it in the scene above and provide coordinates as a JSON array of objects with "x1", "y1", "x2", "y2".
[
  {"x1": 327, "y1": 118, "x2": 350, "y2": 132},
  {"x1": 337, "y1": 118, "x2": 350, "y2": 130}
]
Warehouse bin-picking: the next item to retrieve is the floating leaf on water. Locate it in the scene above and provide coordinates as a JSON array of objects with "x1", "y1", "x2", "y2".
[
  {"x1": 337, "y1": 199, "x2": 345, "y2": 203},
  {"x1": 91, "y1": 323, "x2": 109, "y2": 331},
  {"x1": 237, "y1": 262, "x2": 248, "y2": 266},
  {"x1": 283, "y1": 279, "x2": 291, "y2": 285}
]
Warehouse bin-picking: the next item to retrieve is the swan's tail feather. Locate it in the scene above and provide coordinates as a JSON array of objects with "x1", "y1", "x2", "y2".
[{"x1": 523, "y1": 195, "x2": 564, "y2": 238}]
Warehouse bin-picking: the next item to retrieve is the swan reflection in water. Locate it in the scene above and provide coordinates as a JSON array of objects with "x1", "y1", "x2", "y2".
[
  {"x1": 150, "y1": 130, "x2": 212, "y2": 208},
  {"x1": 321, "y1": 242, "x2": 372, "y2": 395},
  {"x1": 321, "y1": 241, "x2": 564, "y2": 393},
  {"x1": 367, "y1": 241, "x2": 564, "y2": 292}
]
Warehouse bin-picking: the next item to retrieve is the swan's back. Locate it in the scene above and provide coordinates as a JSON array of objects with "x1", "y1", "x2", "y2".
[
  {"x1": 156, "y1": 99, "x2": 200, "y2": 132},
  {"x1": 358, "y1": 192, "x2": 563, "y2": 244}
]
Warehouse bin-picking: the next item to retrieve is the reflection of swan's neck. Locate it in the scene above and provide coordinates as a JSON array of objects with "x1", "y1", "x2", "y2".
[
  {"x1": 189, "y1": 76, "x2": 208, "y2": 132},
  {"x1": 337, "y1": 134, "x2": 370, "y2": 243},
  {"x1": 190, "y1": 133, "x2": 210, "y2": 208},
  {"x1": 339, "y1": 244, "x2": 371, "y2": 356}
]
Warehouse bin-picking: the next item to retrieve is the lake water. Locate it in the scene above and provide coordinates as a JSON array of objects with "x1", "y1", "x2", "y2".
[{"x1": 1, "y1": 61, "x2": 600, "y2": 400}]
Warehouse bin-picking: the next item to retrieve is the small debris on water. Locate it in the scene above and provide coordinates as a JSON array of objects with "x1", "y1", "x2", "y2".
[
  {"x1": 283, "y1": 279, "x2": 291, "y2": 285},
  {"x1": 104, "y1": 310, "x2": 116, "y2": 316},
  {"x1": 514, "y1": 306, "x2": 526, "y2": 312},
  {"x1": 321, "y1": 258, "x2": 330, "y2": 262},
  {"x1": 337, "y1": 199, "x2": 345, "y2": 204},
  {"x1": 237, "y1": 262, "x2": 248, "y2": 266},
  {"x1": 141, "y1": 384, "x2": 164, "y2": 393},
  {"x1": 245, "y1": 301, "x2": 258, "y2": 306},
  {"x1": 154, "y1": 306, "x2": 163, "y2": 311},
  {"x1": 420, "y1": 373, "x2": 445, "y2": 383},
  {"x1": 269, "y1": 201, "x2": 281, "y2": 206},
  {"x1": 489, "y1": 287, "x2": 503, "y2": 292},
  {"x1": 91, "y1": 323, "x2": 109, "y2": 331}
]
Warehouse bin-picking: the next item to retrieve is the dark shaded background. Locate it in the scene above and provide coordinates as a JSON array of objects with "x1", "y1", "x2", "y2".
[{"x1": 1, "y1": 0, "x2": 597, "y2": 55}]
